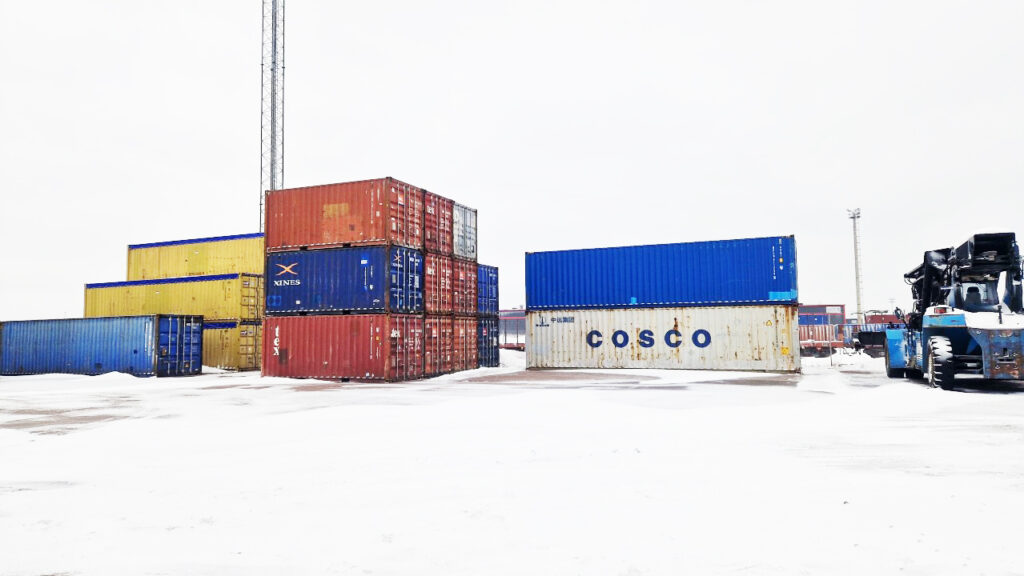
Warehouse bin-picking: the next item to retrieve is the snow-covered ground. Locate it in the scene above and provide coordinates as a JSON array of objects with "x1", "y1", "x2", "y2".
[{"x1": 3, "y1": 350, "x2": 1024, "y2": 575}]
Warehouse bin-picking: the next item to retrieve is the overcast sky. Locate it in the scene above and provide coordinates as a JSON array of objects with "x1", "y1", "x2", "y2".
[{"x1": 2, "y1": 1, "x2": 1023, "y2": 321}]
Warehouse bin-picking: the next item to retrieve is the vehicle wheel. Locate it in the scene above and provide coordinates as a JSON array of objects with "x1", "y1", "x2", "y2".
[
  {"x1": 927, "y1": 336, "x2": 956, "y2": 390},
  {"x1": 884, "y1": 343, "x2": 905, "y2": 378}
]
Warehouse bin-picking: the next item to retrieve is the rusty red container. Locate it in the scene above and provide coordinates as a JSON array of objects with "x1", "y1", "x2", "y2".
[
  {"x1": 262, "y1": 315, "x2": 424, "y2": 381},
  {"x1": 425, "y1": 253, "x2": 453, "y2": 314},
  {"x1": 453, "y1": 316, "x2": 479, "y2": 372},
  {"x1": 265, "y1": 177, "x2": 424, "y2": 252},
  {"x1": 453, "y1": 260, "x2": 478, "y2": 316},
  {"x1": 424, "y1": 315, "x2": 454, "y2": 377},
  {"x1": 423, "y1": 191, "x2": 453, "y2": 255}
]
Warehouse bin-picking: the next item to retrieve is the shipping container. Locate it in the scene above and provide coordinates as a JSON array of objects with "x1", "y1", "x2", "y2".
[
  {"x1": 262, "y1": 315, "x2": 424, "y2": 381},
  {"x1": 453, "y1": 260, "x2": 478, "y2": 316},
  {"x1": 452, "y1": 203, "x2": 478, "y2": 261},
  {"x1": 526, "y1": 306, "x2": 799, "y2": 372},
  {"x1": 453, "y1": 316, "x2": 479, "y2": 371},
  {"x1": 798, "y1": 325, "x2": 844, "y2": 357},
  {"x1": 798, "y1": 314, "x2": 829, "y2": 326},
  {"x1": 85, "y1": 274, "x2": 263, "y2": 322},
  {"x1": 424, "y1": 253, "x2": 454, "y2": 315},
  {"x1": 424, "y1": 315, "x2": 454, "y2": 377},
  {"x1": 477, "y1": 264, "x2": 499, "y2": 316},
  {"x1": 499, "y1": 309, "x2": 527, "y2": 350},
  {"x1": 0, "y1": 315, "x2": 202, "y2": 377},
  {"x1": 423, "y1": 191, "x2": 453, "y2": 255},
  {"x1": 265, "y1": 178, "x2": 424, "y2": 252},
  {"x1": 127, "y1": 233, "x2": 264, "y2": 280},
  {"x1": 478, "y1": 316, "x2": 499, "y2": 367},
  {"x1": 525, "y1": 236, "x2": 798, "y2": 311},
  {"x1": 265, "y1": 246, "x2": 423, "y2": 315},
  {"x1": 203, "y1": 321, "x2": 262, "y2": 371}
]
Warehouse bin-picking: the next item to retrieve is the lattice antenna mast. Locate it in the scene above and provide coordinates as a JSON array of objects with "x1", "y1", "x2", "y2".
[
  {"x1": 260, "y1": 0, "x2": 285, "y2": 231},
  {"x1": 848, "y1": 208, "x2": 864, "y2": 324}
]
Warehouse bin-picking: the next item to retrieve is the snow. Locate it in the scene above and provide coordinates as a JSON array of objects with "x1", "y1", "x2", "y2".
[{"x1": 3, "y1": 351, "x2": 1024, "y2": 575}]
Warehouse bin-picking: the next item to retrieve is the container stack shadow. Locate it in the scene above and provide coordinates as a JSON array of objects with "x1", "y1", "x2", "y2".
[{"x1": 262, "y1": 177, "x2": 498, "y2": 381}]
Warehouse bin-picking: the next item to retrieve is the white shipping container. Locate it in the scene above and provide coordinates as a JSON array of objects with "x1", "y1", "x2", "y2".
[
  {"x1": 453, "y1": 203, "x2": 478, "y2": 261},
  {"x1": 527, "y1": 306, "x2": 800, "y2": 372}
]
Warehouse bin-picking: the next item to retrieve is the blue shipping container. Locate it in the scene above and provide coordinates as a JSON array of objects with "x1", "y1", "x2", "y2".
[
  {"x1": 0, "y1": 315, "x2": 203, "y2": 377},
  {"x1": 525, "y1": 236, "x2": 798, "y2": 311},
  {"x1": 799, "y1": 314, "x2": 829, "y2": 326},
  {"x1": 266, "y1": 246, "x2": 424, "y2": 315},
  {"x1": 477, "y1": 264, "x2": 499, "y2": 316},
  {"x1": 478, "y1": 316, "x2": 499, "y2": 367}
]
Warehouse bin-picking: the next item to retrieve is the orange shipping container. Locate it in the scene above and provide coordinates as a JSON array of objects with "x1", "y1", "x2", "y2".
[
  {"x1": 424, "y1": 315, "x2": 454, "y2": 376},
  {"x1": 265, "y1": 178, "x2": 424, "y2": 252},
  {"x1": 424, "y1": 191, "x2": 453, "y2": 255},
  {"x1": 453, "y1": 260, "x2": 478, "y2": 316},
  {"x1": 453, "y1": 316, "x2": 478, "y2": 372},
  {"x1": 425, "y1": 254, "x2": 454, "y2": 314}
]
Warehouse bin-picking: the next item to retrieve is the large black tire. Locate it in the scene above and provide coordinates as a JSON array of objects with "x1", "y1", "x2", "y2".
[
  {"x1": 884, "y1": 341, "x2": 905, "y2": 378},
  {"x1": 927, "y1": 336, "x2": 956, "y2": 390}
]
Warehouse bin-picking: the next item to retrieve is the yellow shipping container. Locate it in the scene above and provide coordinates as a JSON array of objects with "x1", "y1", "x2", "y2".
[
  {"x1": 85, "y1": 274, "x2": 263, "y2": 322},
  {"x1": 127, "y1": 233, "x2": 264, "y2": 280},
  {"x1": 203, "y1": 321, "x2": 262, "y2": 371}
]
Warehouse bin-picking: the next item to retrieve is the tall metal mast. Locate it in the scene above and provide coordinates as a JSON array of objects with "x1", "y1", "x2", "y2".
[
  {"x1": 848, "y1": 208, "x2": 864, "y2": 324},
  {"x1": 260, "y1": 0, "x2": 285, "y2": 231}
]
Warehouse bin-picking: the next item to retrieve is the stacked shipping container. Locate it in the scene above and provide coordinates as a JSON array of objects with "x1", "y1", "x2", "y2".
[
  {"x1": 524, "y1": 236, "x2": 800, "y2": 373},
  {"x1": 262, "y1": 177, "x2": 494, "y2": 381},
  {"x1": 477, "y1": 264, "x2": 500, "y2": 367},
  {"x1": 82, "y1": 233, "x2": 266, "y2": 371}
]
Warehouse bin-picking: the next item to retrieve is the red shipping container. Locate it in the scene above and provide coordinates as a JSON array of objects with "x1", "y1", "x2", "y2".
[
  {"x1": 265, "y1": 177, "x2": 424, "y2": 252},
  {"x1": 453, "y1": 260, "x2": 478, "y2": 316},
  {"x1": 453, "y1": 316, "x2": 479, "y2": 372},
  {"x1": 424, "y1": 315, "x2": 454, "y2": 376},
  {"x1": 423, "y1": 191, "x2": 454, "y2": 255},
  {"x1": 262, "y1": 315, "x2": 424, "y2": 381},
  {"x1": 424, "y1": 253, "x2": 453, "y2": 314}
]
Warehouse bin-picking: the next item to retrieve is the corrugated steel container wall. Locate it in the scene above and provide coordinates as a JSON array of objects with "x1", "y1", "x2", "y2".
[
  {"x1": 477, "y1": 264, "x2": 499, "y2": 316},
  {"x1": 525, "y1": 236, "x2": 798, "y2": 310},
  {"x1": 265, "y1": 246, "x2": 423, "y2": 315},
  {"x1": 453, "y1": 260, "x2": 478, "y2": 316},
  {"x1": 424, "y1": 253, "x2": 454, "y2": 315},
  {"x1": 85, "y1": 274, "x2": 263, "y2": 322},
  {"x1": 423, "y1": 191, "x2": 453, "y2": 255},
  {"x1": 424, "y1": 315, "x2": 454, "y2": 376},
  {"x1": 127, "y1": 233, "x2": 264, "y2": 280},
  {"x1": 453, "y1": 316, "x2": 479, "y2": 371},
  {"x1": 0, "y1": 315, "x2": 202, "y2": 377},
  {"x1": 526, "y1": 306, "x2": 800, "y2": 372},
  {"x1": 478, "y1": 316, "x2": 499, "y2": 367},
  {"x1": 452, "y1": 203, "x2": 478, "y2": 261},
  {"x1": 798, "y1": 325, "x2": 841, "y2": 345},
  {"x1": 262, "y1": 315, "x2": 424, "y2": 381},
  {"x1": 265, "y1": 178, "x2": 424, "y2": 252},
  {"x1": 203, "y1": 321, "x2": 262, "y2": 371}
]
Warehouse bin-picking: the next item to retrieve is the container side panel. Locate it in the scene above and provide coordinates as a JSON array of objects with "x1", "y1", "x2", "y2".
[
  {"x1": 203, "y1": 322, "x2": 262, "y2": 371},
  {"x1": 453, "y1": 203, "x2": 478, "y2": 261},
  {"x1": 453, "y1": 260, "x2": 479, "y2": 316},
  {"x1": 526, "y1": 306, "x2": 800, "y2": 372},
  {"x1": 525, "y1": 236, "x2": 798, "y2": 310},
  {"x1": 127, "y1": 236, "x2": 264, "y2": 280},
  {"x1": 85, "y1": 274, "x2": 262, "y2": 322},
  {"x1": 477, "y1": 264, "x2": 499, "y2": 316},
  {"x1": 424, "y1": 315, "x2": 454, "y2": 376},
  {"x1": 478, "y1": 316, "x2": 499, "y2": 367},
  {"x1": 424, "y1": 192, "x2": 454, "y2": 255},
  {"x1": 453, "y1": 316, "x2": 479, "y2": 371},
  {"x1": 425, "y1": 254, "x2": 454, "y2": 314}
]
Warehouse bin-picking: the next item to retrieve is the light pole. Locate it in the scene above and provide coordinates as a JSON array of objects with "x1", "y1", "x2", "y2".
[{"x1": 848, "y1": 208, "x2": 864, "y2": 325}]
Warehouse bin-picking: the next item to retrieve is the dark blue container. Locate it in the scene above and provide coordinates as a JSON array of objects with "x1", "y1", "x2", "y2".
[
  {"x1": 0, "y1": 315, "x2": 203, "y2": 377},
  {"x1": 525, "y1": 236, "x2": 798, "y2": 311},
  {"x1": 478, "y1": 316, "x2": 499, "y2": 367},
  {"x1": 266, "y1": 246, "x2": 424, "y2": 315},
  {"x1": 477, "y1": 264, "x2": 499, "y2": 316},
  {"x1": 799, "y1": 314, "x2": 829, "y2": 326}
]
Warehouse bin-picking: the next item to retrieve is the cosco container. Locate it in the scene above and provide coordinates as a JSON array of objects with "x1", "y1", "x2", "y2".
[
  {"x1": 203, "y1": 321, "x2": 262, "y2": 371},
  {"x1": 265, "y1": 178, "x2": 424, "y2": 252},
  {"x1": 453, "y1": 316, "x2": 479, "y2": 371},
  {"x1": 127, "y1": 233, "x2": 264, "y2": 280},
  {"x1": 85, "y1": 274, "x2": 263, "y2": 322},
  {"x1": 262, "y1": 315, "x2": 424, "y2": 381},
  {"x1": 424, "y1": 191, "x2": 453, "y2": 255},
  {"x1": 452, "y1": 203, "x2": 478, "y2": 261},
  {"x1": 424, "y1": 253, "x2": 453, "y2": 314},
  {"x1": 453, "y1": 260, "x2": 478, "y2": 316},
  {"x1": 477, "y1": 264, "x2": 499, "y2": 316},
  {"x1": 0, "y1": 315, "x2": 202, "y2": 377},
  {"x1": 424, "y1": 315, "x2": 454, "y2": 376},
  {"x1": 478, "y1": 316, "x2": 499, "y2": 367},
  {"x1": 525, "y1": 236, "x2": 798, "y2": 311},
  {"x1": 526, "y1": 306, "x2": 799, "y2": 372},
  {"x1": 265, "y1": 246, "x2": 423, "y2": 315}
]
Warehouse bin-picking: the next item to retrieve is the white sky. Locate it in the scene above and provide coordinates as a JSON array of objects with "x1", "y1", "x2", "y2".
[{"x1": 2, "y1": 1, "x2": 1023, "y2": 320}]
